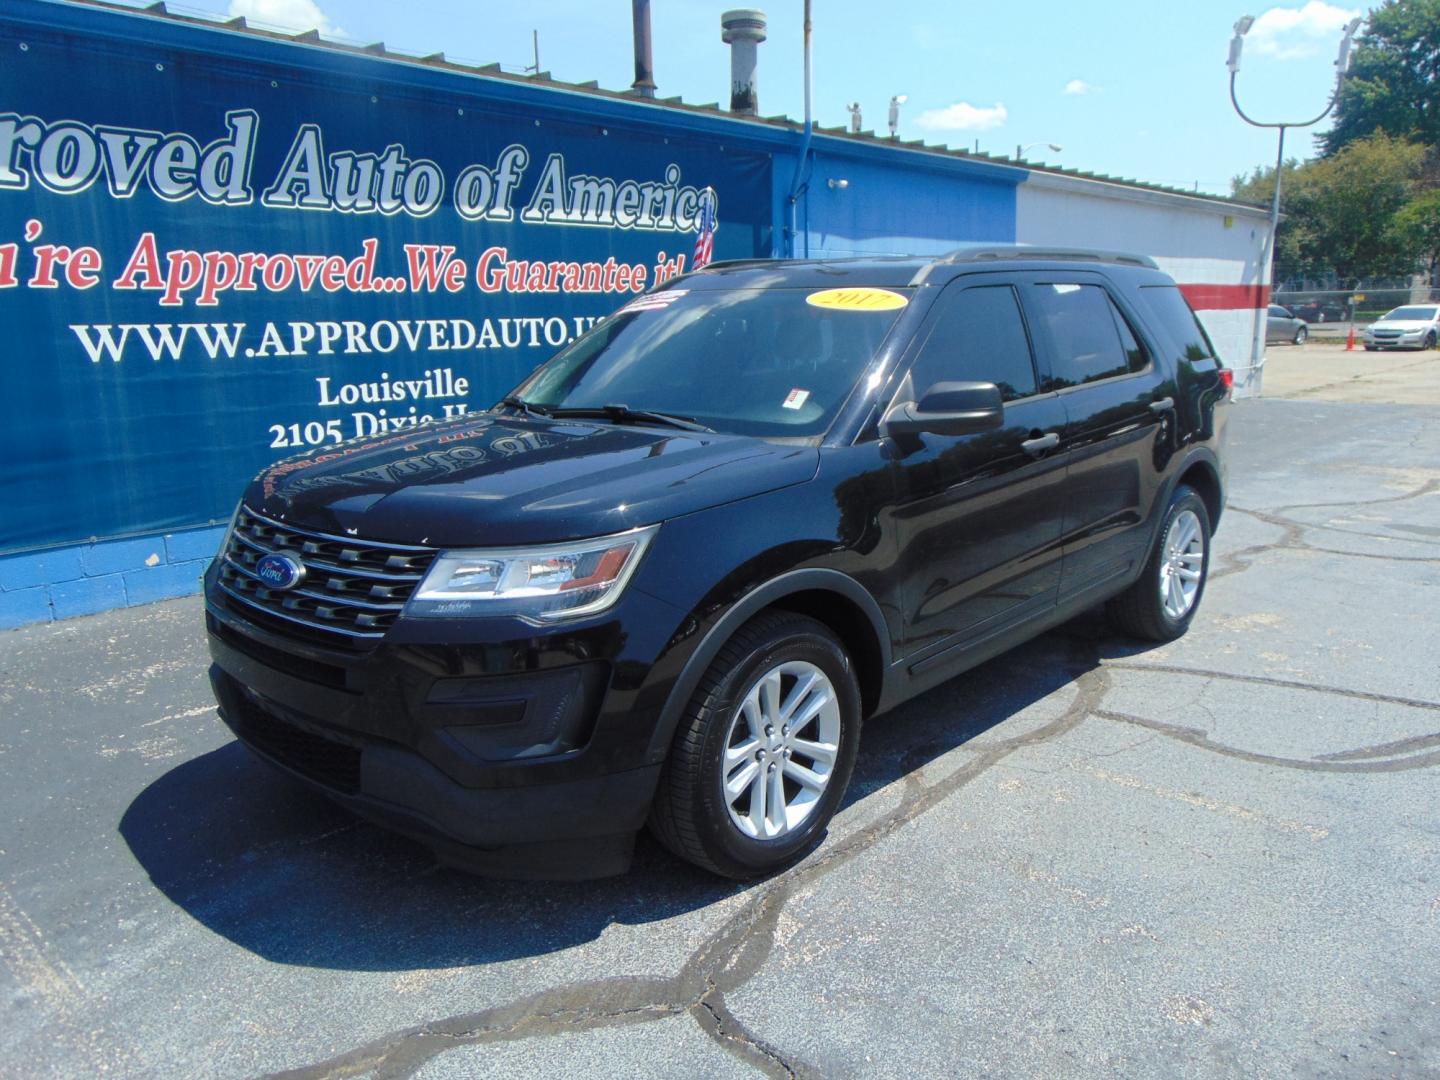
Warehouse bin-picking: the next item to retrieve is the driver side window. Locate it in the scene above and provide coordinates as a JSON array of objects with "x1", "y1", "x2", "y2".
[{"x1": 906, "y1": 285, "x2": 1039, "y2": 403}]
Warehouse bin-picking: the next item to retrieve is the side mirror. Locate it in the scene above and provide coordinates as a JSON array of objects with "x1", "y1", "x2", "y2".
[{"x1": 880, "y1": 380, "x2": 1005, "y2": 439}]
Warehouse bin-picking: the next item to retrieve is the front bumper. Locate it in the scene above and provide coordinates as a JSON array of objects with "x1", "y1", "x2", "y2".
[
  {"x1": 1364, "y1": 333, "x2": 1429, "y2": 349},
  {"x1": 204, "y1": 561, "x2": 685, "y2": 877}
]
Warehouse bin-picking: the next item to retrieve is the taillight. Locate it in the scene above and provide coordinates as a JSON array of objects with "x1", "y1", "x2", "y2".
[{"x1": 1217, "y1": 369, "x2": 1234, "y2": 393}]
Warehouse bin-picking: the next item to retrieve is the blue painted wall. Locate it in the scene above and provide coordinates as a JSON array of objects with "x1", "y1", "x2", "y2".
[
  {"x1": 0, "y1": 0, "x2": 1027, "y2": 629},
  {"x1": 798, "y1": 147, "x2": 1019, "y2": 258}
]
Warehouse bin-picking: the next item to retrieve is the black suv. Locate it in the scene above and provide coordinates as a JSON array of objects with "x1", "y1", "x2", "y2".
[{"x1": 205, "y1": 247, "x2": 1230, "y2": 879}]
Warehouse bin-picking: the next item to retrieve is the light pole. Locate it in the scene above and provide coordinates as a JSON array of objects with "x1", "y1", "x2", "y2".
[
  {"x1": 847, "y1": 101, "x2": 862, "y2": 134},
  {"x1": 1015, "y1": 141, "x2": 1062, "y2": 161},
  {"x1": 1228, "y1": 13, "x2": 1362, "y2": 393},
  {"x1": 888, "y1": 94, "x2": 908, "y2": 138}
]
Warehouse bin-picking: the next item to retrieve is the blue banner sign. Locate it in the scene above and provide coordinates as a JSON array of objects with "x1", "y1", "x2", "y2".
[{"x1": 0, "y1": 10, "x2": 771, "y2": 552}]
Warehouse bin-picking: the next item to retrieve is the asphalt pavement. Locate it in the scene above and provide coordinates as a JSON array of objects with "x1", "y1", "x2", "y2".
[
  {"x1": 1, "y1": 387, "x2": 1438, "y2": 1078},
  {"x1": 1260, "y1": 339, "x2": 1440, "y2": 404}
]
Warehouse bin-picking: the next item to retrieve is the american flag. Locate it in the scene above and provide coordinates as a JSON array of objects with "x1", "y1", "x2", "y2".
[{"x1": 692, "y1": 189, "x2": 717, "y2": 270}]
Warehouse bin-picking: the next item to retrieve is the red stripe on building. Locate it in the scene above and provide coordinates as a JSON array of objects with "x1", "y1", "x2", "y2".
[{"x1": 1178, "y1": 283, "x2": 1270, "y2": 311}]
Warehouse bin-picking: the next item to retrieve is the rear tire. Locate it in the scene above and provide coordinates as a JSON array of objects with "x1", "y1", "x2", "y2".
[
  {"x1": 649, "y1": 611, "x2": 861, "y2": 879},
  {"x1": 1107, "y1": 485, "x2": 1211, "y2": 642}
]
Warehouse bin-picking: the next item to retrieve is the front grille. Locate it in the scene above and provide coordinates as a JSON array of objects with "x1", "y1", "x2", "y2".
[
  {"x1": 233, "y1": 692, "x2": 361, "y2": 794},
  {"x1": 218, "y1": 506, "x2": 436, "y2": 641},
  {"x1": 207, "y1": 613, "x2": 350, "y2": 689}
]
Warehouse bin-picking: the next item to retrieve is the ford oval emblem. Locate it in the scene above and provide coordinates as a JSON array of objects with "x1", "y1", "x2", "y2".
[{"x1": 255, "y1": 552, "x2": 306, "y2": 591}]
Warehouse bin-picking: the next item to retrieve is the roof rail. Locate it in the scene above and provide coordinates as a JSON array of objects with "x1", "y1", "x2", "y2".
[{"x1": 937, "y1": 245, "x2": 1159, "y2": 269}]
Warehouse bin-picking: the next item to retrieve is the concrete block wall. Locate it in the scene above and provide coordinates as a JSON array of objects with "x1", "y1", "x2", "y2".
[{"x1": 0, "y1": 526, "x2": 225, "y2": 630}]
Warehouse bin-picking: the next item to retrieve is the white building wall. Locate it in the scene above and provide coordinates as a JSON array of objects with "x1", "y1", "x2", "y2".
[{"x1": 1015, "y1": 173, "x2": 1272, "y2": 396}]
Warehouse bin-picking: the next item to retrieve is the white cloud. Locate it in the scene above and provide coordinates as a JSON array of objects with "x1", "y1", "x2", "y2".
[
  {"x1": 228, "y1": 0, "x2": 341, "y2": 37},
  {"x1": 1248, "y1": 1, "x2": 1360, "y2": 60},
  {"x1": 913, "y1": 101, "x2": 1008, "y2": 132},
  {"x1": 1063, "y1": 79, "x2": 1100, "y2": 96}
]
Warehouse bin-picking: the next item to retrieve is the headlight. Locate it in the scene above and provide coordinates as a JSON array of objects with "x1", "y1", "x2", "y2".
[{"x1": 406, "y1": 525, "x2": 659, "y2": 620}]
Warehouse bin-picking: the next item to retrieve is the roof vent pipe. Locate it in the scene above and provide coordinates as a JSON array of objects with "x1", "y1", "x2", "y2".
[
  {"x1": 631, "y1": 0, "x2": 656, "y2": 98},
  {"x1": 721, "y1": 9, "x2": 767, "y2": 115}
]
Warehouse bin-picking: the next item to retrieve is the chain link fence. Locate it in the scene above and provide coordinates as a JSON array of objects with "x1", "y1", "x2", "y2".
[{"x1": 1273, "y1": 275, "x2": 1436, "y2": 329}]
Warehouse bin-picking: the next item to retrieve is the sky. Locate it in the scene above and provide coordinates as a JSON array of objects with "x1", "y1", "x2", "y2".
[{"x1": 155, "y1": 0, "x2": 1367, "y2": 198}]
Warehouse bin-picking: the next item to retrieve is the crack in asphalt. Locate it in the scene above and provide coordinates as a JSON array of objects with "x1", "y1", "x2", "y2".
[
  {"x1": 1100, "y1": 660, "x2": 1440, "y2": 714},
  {"x1": 1214, "y1": 479, "x2": 1440, "y2": 579},
  {"x1": 692, "y1": 990, "x2": 810, "y2": 1080},
  {"x1": 1267, "y1": 478, "x2": 1439, "y2": 515},
  {"x1": 1096, "y1": 709, "x2": 1440, "y2": 773},
  {"x1": 260, "y1": 642, "x2": 1112, "y2": 1079}
]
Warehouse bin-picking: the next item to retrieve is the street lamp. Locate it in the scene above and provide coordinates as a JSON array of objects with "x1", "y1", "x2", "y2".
[
  {"x1": 1229, "y1": 13, "x2": 1363, "y2": 392},
  {"x1": 1016, "y1": 141, "x2": 1063, "y2": 160},
  {"x1": 888, "y1": 94, "x2": 908, "y2": 138},
  {"x1": 847, "y1": 101, "x2": 863, "y2": 134}
]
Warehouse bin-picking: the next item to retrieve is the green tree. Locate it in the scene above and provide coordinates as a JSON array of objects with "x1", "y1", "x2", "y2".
[
  {"x1": 1232, "y1": 134, "x2": 1424, "y2": 283},
  {"x1": 1231, "y1": 159, "x2": 1314, "y2": 277},
  {"x1": 1390, "y1": 187, "x2": 1440, "y2": 276},
  {"x1": 1323, "y1": 0, "x2": 1440, "y2": 154}
]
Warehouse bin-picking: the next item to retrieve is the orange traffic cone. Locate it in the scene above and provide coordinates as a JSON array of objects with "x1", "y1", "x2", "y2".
[{"x1": 1346, "y1": 322, "x2": 1356, "y2": 351}]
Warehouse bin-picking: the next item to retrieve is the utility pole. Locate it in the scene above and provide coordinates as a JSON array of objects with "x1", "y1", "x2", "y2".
[{"x1": 1227, "y1": 14, "x2": 1362, "y2": 395}]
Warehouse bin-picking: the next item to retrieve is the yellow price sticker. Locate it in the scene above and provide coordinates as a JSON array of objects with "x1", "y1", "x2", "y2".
[{"x1": 805, "y1": 287, "x2": 909, "y2": 312}]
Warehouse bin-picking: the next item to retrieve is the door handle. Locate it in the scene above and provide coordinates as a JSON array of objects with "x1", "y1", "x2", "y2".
[
  {"x1": 1149, "y1": 396, "x2": 1175, "y2": 414},
  {"x1": 1021, "y1": 432, "x2": 1060, "y2": 455}
]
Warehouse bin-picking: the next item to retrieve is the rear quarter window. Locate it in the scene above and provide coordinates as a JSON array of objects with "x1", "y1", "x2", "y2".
[{"x1": 1139, "y1": 285, "x2": 1217, "y2": 363}]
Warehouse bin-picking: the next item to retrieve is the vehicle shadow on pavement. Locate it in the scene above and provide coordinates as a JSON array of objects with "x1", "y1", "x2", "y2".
[{"x1": 117, "y1": 617, "x2": 1118, "y2": 972}]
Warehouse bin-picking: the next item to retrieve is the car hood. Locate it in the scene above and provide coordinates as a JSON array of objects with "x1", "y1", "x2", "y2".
[
  {"x1": 1371, "y1": 319, "x2": 1434, "y2": 330},
  {"x1": 244, "y1": 413, "x2": 820, "y2": 547}
]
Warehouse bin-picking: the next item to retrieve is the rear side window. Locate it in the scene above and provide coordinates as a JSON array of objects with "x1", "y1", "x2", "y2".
[
  {"x1": 907, "y1": 285, "x2": 1038, "y2": 402},
  {"x1": 1027, "y1": 283, "x2": 1146, "y2": 389},
  {"x1": 1139, "y1": 285, "x2": 1216, "y2": 362}
]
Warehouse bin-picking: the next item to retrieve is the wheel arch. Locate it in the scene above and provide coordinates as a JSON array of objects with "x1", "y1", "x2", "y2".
[
  {"x1": 645, "y1": 569, "x2": 893, "y2": 763},
  {"x1": 1175, "y1": 454, "x2": 1224, "y2": 530}
]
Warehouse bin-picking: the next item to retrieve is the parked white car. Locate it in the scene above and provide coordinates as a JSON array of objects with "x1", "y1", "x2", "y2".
[{"x1": 1363, "y1": 305, "x2": 1440, "y2": 351}]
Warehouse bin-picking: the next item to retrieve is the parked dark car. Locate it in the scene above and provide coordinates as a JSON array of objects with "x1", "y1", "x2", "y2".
[
  {"x1": 204, "y1": 247, "x2": 1231, "y2": 880},
  {"x1": 1266, "y1": 304, "x2": 1308, "y2": 344},
  {"x1": 1290, "y1": 298, "x2": 1348, "y2": 324}
]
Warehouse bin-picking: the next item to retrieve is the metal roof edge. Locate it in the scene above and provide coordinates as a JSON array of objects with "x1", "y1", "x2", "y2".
[
  {"x1": 1020, "y1": 168, "x2": 1269, "y2": 218},
  {"x1": 8, "y1": 0, "x2": 799, "y2": 148}
]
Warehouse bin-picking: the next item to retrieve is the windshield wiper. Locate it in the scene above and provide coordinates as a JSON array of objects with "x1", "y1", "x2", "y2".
[
  {"x1": 544, "y1": 404, "x2": 714, "y2": 433},
  {"x1": 498, "y1": 395, "x2": 552, "y2": 419}
]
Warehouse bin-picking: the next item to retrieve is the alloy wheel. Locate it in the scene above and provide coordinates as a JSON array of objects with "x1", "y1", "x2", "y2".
[
  {"x1": 1158, "y1": 508, "x2": 1205, "y2": 620},
  {"x1": 721, "y1": 660, "x2": 841, "y2": 840}
]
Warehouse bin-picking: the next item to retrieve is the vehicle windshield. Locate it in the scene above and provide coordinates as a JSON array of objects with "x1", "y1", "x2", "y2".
[
  {"x1": 513, "y1": 286, "x2": 911, "y2": 439},
  {"x1": 1383, "y1": 306, "x2": 1438, "y2": 321}
]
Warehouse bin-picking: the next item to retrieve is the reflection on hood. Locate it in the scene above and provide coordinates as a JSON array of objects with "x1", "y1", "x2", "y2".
[{"x1": 249, "y1": 412, "x2": 819, "y2": 547}]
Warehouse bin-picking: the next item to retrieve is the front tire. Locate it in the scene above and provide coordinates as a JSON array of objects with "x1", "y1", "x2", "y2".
[
  {"x1": 1293, "y1": 325, "x2": 1308, "y2": 345},
  {"x1": 1107, "y1": 485, "x2": 1211, "y2": 642},
  {"x1": 649, "y1": 611, "x2": 861, "y2": 878},
  {"x1": 1425, "y1": 331, "x2": 1437, "y2": 349}
]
